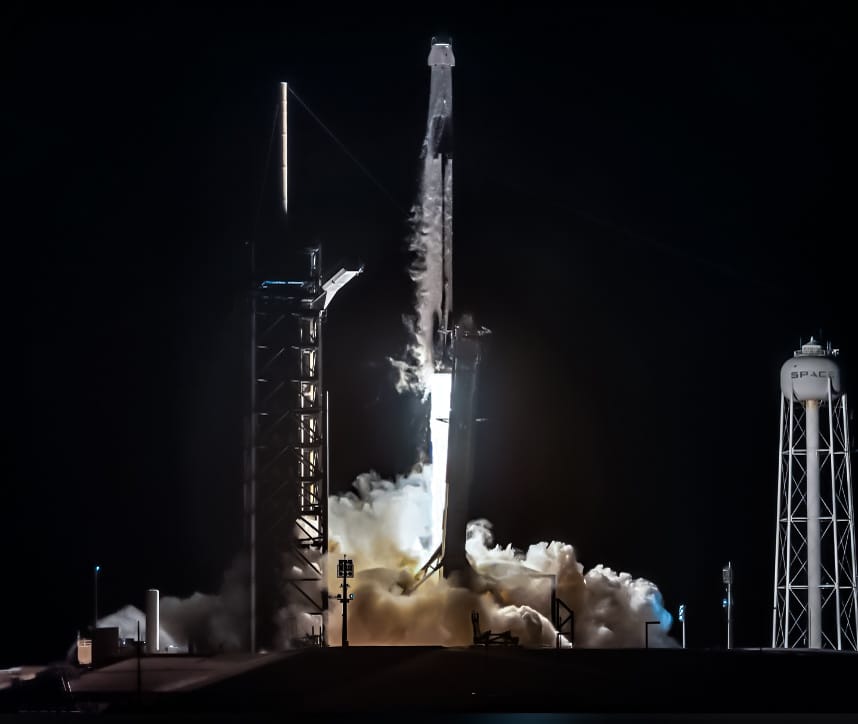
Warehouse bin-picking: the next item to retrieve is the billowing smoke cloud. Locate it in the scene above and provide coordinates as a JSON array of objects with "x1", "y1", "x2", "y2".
[
  {"x1": 94, "y1": 556, "x2": 248, "y2": 653},
  {"x1": 323, "y1": 471, "x2": 676, "y2": 648},
  {"x1": 329, "y1": 467, "x2": 434, "y2": 567},
  {"x1": 465, "y1": 519, "x2": 676, "y2": 648}
]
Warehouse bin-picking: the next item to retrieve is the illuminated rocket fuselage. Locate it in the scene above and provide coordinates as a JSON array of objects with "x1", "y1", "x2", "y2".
[
  {"x1": 415, "y1": 39, "x2": 491, "y2": 589},
  {"x1": 427, "y1": 41, "x2": 455, "y2": 372},
  {"x1": 423, "y1": 40, "x2": 456, "y2": 563},
  {"x1": 423, "y1": 41, "x2": 490, "y2": 584}
]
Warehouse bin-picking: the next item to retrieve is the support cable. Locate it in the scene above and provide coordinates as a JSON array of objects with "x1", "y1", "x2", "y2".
[{"x1": 288, "y1": 86, "x2": 407, "y2": 215}]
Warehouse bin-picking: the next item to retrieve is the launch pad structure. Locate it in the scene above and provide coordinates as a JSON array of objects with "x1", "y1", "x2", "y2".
[
  {"x1": 53, "y1": 645, "x2": 858, "y2": 716},
  {"x1": 245, "y1": 246, "x2": 361, "y2": 651}
]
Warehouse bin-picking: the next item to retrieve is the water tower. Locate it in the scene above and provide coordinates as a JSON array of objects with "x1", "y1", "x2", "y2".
[{"x1": 772, "y1": 337, "x2": 857, "y2": 649}]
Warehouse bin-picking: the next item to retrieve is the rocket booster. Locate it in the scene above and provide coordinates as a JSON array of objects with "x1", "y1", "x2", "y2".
[{"x1": 428, "y1": 39, "x2": 455, "y2": 371}]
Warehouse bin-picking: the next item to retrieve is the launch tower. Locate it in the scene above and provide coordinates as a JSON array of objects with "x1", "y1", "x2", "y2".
[{"x1": 245, "y1": 84, "x2": 361, "y2": 651}]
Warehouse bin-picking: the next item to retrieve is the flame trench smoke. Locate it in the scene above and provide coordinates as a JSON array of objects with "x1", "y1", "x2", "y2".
[{"x1": 327, "y1": 483, "x2": 676, "y2": 648}]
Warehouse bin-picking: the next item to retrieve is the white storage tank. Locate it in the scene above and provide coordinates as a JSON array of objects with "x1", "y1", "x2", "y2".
[{"x1": 145, "y1": 589, "x2": 159, "y2": 654}]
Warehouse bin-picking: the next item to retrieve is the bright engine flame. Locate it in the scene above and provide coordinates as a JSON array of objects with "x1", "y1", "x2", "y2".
[{"x1": 428, "y1": 370, "x2": 452, "y2": 554}]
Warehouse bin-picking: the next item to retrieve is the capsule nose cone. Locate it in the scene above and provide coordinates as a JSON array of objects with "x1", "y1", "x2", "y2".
[{"x1": 428, "y1": 40, "x2": 455, "y2": 67}]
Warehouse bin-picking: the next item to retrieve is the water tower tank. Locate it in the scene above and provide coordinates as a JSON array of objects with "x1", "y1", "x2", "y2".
[{"x1": 779, "y1": 338, "x2": 841, "y2": 402}]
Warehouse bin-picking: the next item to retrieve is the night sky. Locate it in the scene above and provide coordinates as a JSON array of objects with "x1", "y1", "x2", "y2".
[{"x1": 9, "y1": 3, "x2": 856, "y2": 666}]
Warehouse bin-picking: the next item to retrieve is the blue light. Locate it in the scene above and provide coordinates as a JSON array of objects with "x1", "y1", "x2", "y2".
[
  {"x1": 649, "y1": 591, "x2": 673, "y2": 630},
  {"x1": 722, "y1": 597, "x2": 728, "y2": 608},
  {"x1": 260, "y1": 280, "x2": 304, "y2": 288},
  {"x1": 95, "y1": 565, "x2": 101, "y2": 573}
]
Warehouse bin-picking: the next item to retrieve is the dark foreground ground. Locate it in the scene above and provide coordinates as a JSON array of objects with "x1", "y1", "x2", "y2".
[{"x1": 2, "y1": 646, "x2": 857, "y2": 722}]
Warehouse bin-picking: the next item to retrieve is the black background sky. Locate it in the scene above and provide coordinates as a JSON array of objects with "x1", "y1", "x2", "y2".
[{"x1": 8, "y1": 2, "x2": 856, "y2": 666}]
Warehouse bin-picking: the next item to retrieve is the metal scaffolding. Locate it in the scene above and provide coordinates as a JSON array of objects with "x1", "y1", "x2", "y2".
[{"x1": 245, "y1": 246, "x2": 360, "y2": 651}]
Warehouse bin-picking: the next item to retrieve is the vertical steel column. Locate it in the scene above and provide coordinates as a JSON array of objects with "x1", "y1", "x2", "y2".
[
  {"x1": 247, "y1": 291, "x2": 257, "y2": 652},
  {"x1": 772, "y1": 394, "x2": 785, "y2": 647},
  {"x1": 785, "y1": 394, "x2": 795, "y2": 647},
  {"x1": 828, "y1": 381, "x2": 841, "y2": 649},
  {"x1": 844, "y1": 395, "x2": 858, "y2": 643},
  {"x1": 806, "y1": 399, "x2": 822, "y2": 647}
]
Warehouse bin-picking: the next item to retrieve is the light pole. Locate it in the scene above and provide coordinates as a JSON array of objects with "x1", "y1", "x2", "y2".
[
  {"x1": 93, "y1": 564, "x2": 101, "y2": 632},
  {"x1": 335, "y1": 555, "x2": 354, "y2": 647},
  {"x1": 678, "y1": 604, "x2": 686, "y2": 649},
  {"x1": 722, "y1": 561, "x2": 733, "y2": 650}
]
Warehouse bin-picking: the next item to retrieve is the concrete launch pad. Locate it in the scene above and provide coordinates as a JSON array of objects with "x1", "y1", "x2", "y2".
[{"x1": 6, "y1": 646, "x2": 855, "y2": 717}]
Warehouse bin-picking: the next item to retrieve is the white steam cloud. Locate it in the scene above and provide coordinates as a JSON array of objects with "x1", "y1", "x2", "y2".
[
  {"x1": 325, "y1": 471, "x2": 676, "y2": 648},
  {"x1": 93, "y1": 556, "x2": 248, "y2": 654}
]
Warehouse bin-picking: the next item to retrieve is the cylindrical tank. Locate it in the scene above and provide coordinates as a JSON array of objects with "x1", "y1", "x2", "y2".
[
  {"x1": 780, "y1": 339, "x2": 842, "y2": 402},
  {"x1": 145, "y1": 589, "x2": 159, "y2": 654}
]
